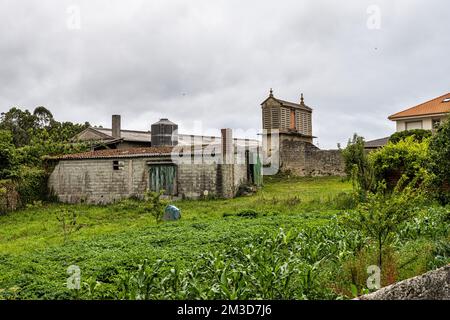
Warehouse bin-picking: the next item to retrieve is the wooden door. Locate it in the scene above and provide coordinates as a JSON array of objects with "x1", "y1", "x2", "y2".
[{"x1": 149, "y1": 165, "x2": 177, "y2": 195}]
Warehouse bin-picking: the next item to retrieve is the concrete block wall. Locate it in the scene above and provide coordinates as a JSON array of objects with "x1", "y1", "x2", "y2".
[
  {"x1": 177, "y1": 163, "x2": 218, "y2": 199},
  {"x1": 48, "y1": 159, "x2": 150, "y2": 204},
  {"x1": 48, "y1": 155, "x2": 251, "y2": 204}
]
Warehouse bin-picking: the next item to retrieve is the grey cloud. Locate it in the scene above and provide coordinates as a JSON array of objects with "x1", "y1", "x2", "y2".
[{"x1": 0, "y1": 0, "x2": 449, "y2": 148}]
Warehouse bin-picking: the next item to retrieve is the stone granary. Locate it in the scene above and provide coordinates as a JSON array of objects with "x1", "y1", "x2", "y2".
[
  {"x1": 261, "y1": 90, "x2": 345, "y2": 176},
  {"x1": 48, "y1": 120, "x2": 262, "y2": 204}
]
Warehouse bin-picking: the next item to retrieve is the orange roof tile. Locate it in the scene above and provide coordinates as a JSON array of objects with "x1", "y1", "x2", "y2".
[{"x1": 389, "y1": 93, "x2": 450, "y2": 120}]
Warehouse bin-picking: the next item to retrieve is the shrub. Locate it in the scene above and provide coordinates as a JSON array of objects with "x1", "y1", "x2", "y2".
[
  {"x1": 144, "y1": 191, "x2": 168, "y2": 223},
  {"x1": 390, "y1": 129, "x2": 431, "y2": 144},
  {"x1": 428, "y1": 117, "x2": 450, "y2": 203},
  {"x1": 341, "y1": 175, "x2": 428, "y2": 268},
  {"x1": 0, "y1": 130, "x2": 18, "y2": 179},
  {"x1": 55, "y1": 208, "x2": 81, "y2": 244},
  {"x1": 15, "y1": 167, "x2": 49, "y2": 205},
  {"x1": 369, "y1": 136, "x2": 430, "y2": 188},
  {"x1": 341, "y1": 134, "x2": 375, "y2": 197}
]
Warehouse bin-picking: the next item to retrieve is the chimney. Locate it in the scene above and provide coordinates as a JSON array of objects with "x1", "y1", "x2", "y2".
[
  {"x1": 112, "y1": 115, "x2": 121, "y2": 139},
  {"x1": 221, "y1": 128, "x2": 233, "y2": 164}
]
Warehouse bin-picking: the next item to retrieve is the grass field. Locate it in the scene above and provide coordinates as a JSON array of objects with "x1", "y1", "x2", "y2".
[{"x1": 0, "y1": 176, "x2": 448, "y2": 299}]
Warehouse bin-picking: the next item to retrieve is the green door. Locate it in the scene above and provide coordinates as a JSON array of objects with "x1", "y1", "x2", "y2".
[{"x1": 149, "y1": 165, "x2": 177, "y2": 195}]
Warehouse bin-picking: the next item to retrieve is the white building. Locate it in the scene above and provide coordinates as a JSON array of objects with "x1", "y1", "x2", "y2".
[{"x1": 389, "y1": 93, "x2": 450, "y2": 132}]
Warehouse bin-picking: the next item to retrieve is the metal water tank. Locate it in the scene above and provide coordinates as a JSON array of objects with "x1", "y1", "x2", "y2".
[{"x1": 151, "y1": 118, "x2": 178, "y2": 146}]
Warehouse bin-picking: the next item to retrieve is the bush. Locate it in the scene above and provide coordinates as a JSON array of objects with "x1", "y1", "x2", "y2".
[
  {"x1": 144, "y1": 191, "x2": 168, "y2": 223},
  {"x1": 369, "y1": 136, "x2": 430, "y2": 188},
  {"x1": 0, "y1": 130, "x2": 18, "y2": 179},
  {"x1": 341, "y1": 134, "x2": 375, "y2": 197},
  {"x1": 390, "y1": 129, "x2": 431, "y2": 144},
  {"x1": 341, "y1": 176, "x2": 428, "y2": 268},
  {"x1": 15, "y1": 167, "x2": 49, "y2": 205},
  {"x1": 428, "y1": 118, "x2": 450, "y2": 203}
]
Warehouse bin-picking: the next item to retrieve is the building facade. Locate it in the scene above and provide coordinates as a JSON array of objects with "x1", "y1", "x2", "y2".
[
  {"x1": 389, "y1": 93, "x2": 450, "y2": 132},
  {"x1": 48, "y1": 129, "x2": 262, "y2": 204}
]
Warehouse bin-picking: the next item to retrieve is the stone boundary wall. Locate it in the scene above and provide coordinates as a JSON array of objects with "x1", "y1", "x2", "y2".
[
  {"x1": 278, "y1": 137, "x2": 345, "y2": 176},
  {"x1": 0, "y1": 180, "x2": 20, "y2": 214},
  {"x1": 359, "y1": 265, "x2": 450, "y2": 300}
]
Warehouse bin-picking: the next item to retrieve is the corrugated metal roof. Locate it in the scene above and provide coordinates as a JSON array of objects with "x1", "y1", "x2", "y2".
[
  {"x1": 89, "y1": 128, "x2": 260, "y2": 147},
  {"x1": 95, "y1": 128, "x2": 151, "y2": 142},
  {"x1": 389, "y1": 93, "x2": 450, "y2": 120}
]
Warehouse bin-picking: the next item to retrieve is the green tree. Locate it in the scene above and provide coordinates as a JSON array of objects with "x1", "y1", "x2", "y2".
[
  {"x1": 341, "y1": 134, "x2": 374, "y2": 197},
  {"x1": 0, "y1": 107, "x2": 36, "y2": 147},
  {"x1": 428, "y1": 117, "x2": 450, "y2": 203},
  {"x1": 0, "y1": 130, "x2": 17, "y2": 179},
  {"x1": 389, "y1": 129, "x2": 431, "y2": 144},
  {"x1": 33, "y1": 106, "x2": 54, "y2": 128},
  {"x1": 342, "y1": 174, "x2": 428, "y2": 268}
]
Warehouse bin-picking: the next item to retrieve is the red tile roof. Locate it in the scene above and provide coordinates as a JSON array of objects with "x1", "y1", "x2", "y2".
[
  {"x1": 50, "y1": 147, "x2": 174, "y2": 160},
  {"x1": 389, "y1": 93, "x2": 450, "y2": 120}
]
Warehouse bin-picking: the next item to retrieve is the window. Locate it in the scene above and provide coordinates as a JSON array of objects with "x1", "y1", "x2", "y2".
[
  {"x1": 405, "y1": 121, "x2": 423, "y2": 130},
  {"x1": 432, "y1": 119, "x2": 441, "y2": 130},
  {"x1": 443, "y1": 98, "x2": 450, "y2": 103},
  {"x1": 113, "y1": 160, "x2": 124, "y2": 170}
]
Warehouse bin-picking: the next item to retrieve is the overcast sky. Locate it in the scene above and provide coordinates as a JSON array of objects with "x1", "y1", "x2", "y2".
[{"x1": 1, "y1": 0, "x2": 449, "y2": 148}]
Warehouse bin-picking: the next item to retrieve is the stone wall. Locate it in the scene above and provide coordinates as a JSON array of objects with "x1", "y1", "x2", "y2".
[
  {"x1": 278, "y1": 134, "x2": 345, "y2": 176},
  {"x1": 359, "y1": 265, "x2": 450, "y2": 300},
  {"x1": 0, "y1": 180, "x2": 20, "y2": 214}
]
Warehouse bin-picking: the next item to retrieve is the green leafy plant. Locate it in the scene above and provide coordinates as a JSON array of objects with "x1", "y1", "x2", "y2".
[
  {"x1": 428, "y1": 117, "x2": 450, "y2": 203},
  {"x1": 342, "y1": 175, "x2": 428, "y2": 268},
  {"x1": 144, "y1": 191, "x2": 168, "y2": 223},
  {"x1": 55, "y1": 209, "x2": 81, "y2": 244},
  {"x1": 389, "y1": 129, "x2": 431, "y2": 144},
  {"x1": 342, "y1": 134, "x2": 375, "y2": 198},
  {"x1": 370, "y1": 136, "x2": 430, "y2": 188}
]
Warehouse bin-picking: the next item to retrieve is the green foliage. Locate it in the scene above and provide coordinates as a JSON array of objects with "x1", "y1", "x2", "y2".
[
  {"x1": 341, "y1": 175, "x2": 428, "y2": 268},
  {"x1": 370, "y1": 136, "x2": 430, "y2": 186},
  {"x1": 0, "y1": 106, "x2": 89, "y2": 147},
  {"x1": 389, "y1": 129, "x2": 432, "y2": 144},
  {"x1": 144, "y1": 191, "x2": 168, "y2": 223},
  {"x1": 341, "y1": 134, "x2": 375, "y2": 196},
  {"x1": 55, "y1": 209, "x2": 81, "y2": 244},
  {"x1": 0, "y1": 106, "x2": 90, "y2": 208},
  {"x1": 85, "y1": 227, "x2": 364, "y2": 300},
  {"x1": 428, "y1": 118, "x2": 450, "y2": 203},
  {"x1": 0, "y1": 130, "x2": 18, "y2": 179},
  {"x1": 15, "y1": 167, "x2": 49, "y2": 205},
  {"x1": 0, "y1": 177, "x2": 448, "y2": 300}
]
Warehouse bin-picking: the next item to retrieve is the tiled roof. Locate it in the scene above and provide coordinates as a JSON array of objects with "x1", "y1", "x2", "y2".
[
  {"x1": 389, "y1": 93, "x2": 450, "y2": 120},
  {"x1": 275, "y1": 98, "x2": 313, "y2": 111},
  {"x1": 365, "y1": 137, "x2": 390, "y2": 149},
  {"x1": 50, "y1": 147, "x2": 174, "y2": 160}
]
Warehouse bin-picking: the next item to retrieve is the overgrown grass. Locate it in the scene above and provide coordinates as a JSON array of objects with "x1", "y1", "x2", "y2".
[{"x1": 0, "y1": 176, "x2": 448, "y2": 300}]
